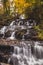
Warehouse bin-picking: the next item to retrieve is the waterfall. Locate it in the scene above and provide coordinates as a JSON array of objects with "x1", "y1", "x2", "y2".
[
  {"x1": 0, "y1": 26, "x2": 7, "y2": 34},
  {"x1": 26, "y1": 21, "x2": 29, "y2": 26},
  {"x1": 0, "y1": 19, "x2": 43, "y2": 65},
  {"x1": 7, "y1": 32, "x2": 16, "y2": 40},
  {"x1": 10, "y1": 32, "x2": 16, "y2": 40},
  {"x1": 18, "y1": 21, "x2": 21, "y2": 26},
  {"x1": 0, "y1": 26, "x2": 7, "y2": 38},
  {"x1": 10, "y1": 21, "x2": 15, "y2": 26},
  {"x1": 33, "y1": 41, "x2": 43, "y2": 59},
  {"x1": 22, "y1": 35, "x2": 25, "y2": 40},
  {"x1": 0, "y1": 19, "x2": 37, "y2": 39},
  {"x1": 26, "y1": 30, "x2": 29, "y2": 34},
  {"x1": 8, "y1": 41, "x2": 43, "y2": 65},
  {"x1": 21, "y1": 26, "x2": 26, "y2": 29},
  {"x1": 21, "y1": 26, "x2": 24, "y2": 29}
]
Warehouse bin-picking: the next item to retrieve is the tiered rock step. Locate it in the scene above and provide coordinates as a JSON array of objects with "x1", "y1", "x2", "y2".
[
  {"x1": 0, "y1": 18, "x2": 37, "y2": 40},
  {"x1": 0, "y1": 39, "x2": 43, "y2": 45},
  {"x1": 0, "y1": 40, "x2": 43, "y2": 65},
  {"x1": 0, "y1": 39, "x2": 43, "y2": 64},
  {"x1": 0, "y1": 39, "x2": 20, "y2": 45},
  {"x1": 0, "y1": 63, "x2": 9, "y2": 65}
]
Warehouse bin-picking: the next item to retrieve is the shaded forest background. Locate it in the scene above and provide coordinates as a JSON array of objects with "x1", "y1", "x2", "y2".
[{"x1": 0, "y1": 0, "x2": 43, "y2": 40}]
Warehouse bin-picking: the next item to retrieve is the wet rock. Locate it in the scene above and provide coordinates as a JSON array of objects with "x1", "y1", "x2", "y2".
[
  {"x1": 0, "y1": 45, "x2": 14, "y2": 54},
  {"x1": 5, "y1": 31, "x2": 12, "y2": 38},
  {"x1": 0, "y1": 34, "x2": 3, "y2": 38},
  {"x1": 0, "y1": 25, "x2": 3, "y2": 29},
  {"x1": 29, "y1": 29, "x2": 38, "y2": 36},
  {"x1": 15, "y1": 32, "x2": 22, "y2": 40},
  {"x1": 15, "y1": 30, "x2": 27, "y2": 40},
  {"x1": 10, "y1": 57, "x2": 18, "y2": 65},
  {"x1": 24, "y1": 34, "x2": 32, "y2": 40}
]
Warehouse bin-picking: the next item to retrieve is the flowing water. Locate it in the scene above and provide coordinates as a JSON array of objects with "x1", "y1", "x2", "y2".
[
  {"x1": 10, "y1": 21, "x2": 15, "y2": 26},
  {"x1": 0, "y1": 26, "x2": 7, "y2": 34},
  {"x1": 8, "y1": 41, "x2": 43, "y2": 65},
  {"x1": 0, "y1": 19, "x2": 43, "y2": 65},
  {"x1": 0, "y1": 19, "x2": 31, "y2": 39},
  {"x1": 7, "y1": 32, "x2": 16, "y2": 40}
]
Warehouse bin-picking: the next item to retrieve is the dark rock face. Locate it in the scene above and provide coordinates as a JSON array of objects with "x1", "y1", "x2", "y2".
[
  {"x1": 0, "y1": 45, "x2": 14, "y2": 64},
  {"x1": 29, "y1": 29, "x2": 38, "y2": 36},
  {"x1": 15, "y1": 30, "x2": 27, "y2": 40},
  {"x1": 15, "y1": 31, "x2": 23, "y2": 40},
  {"x1": 0, "y1": 45, "x2": 14, "y2": 54},
  {"x1": 0, "y1": 34, "x2": 3, "y2": 38},
  {"x1": 0, "y1": 55, "x2": 8, "y2": 63},
  {"x1": 24, "y1": 34, "x2": 32, "y2": 40},
  {"x1": 5, "y1": 31, "x2": 12, "y2": 38}
]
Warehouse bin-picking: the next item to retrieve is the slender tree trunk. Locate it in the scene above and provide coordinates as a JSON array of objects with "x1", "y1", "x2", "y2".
[{"x1": 3, "y1": 0, "x2": 10, "y2": 16}]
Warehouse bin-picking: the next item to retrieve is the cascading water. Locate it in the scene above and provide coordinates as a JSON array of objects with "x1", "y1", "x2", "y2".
[
  {"x1": 10, "y1": 21, "x2": 15, "y2": 26},
  {"x1": 26, "y1": 21, "x2": 29, "y2": 26},
  {"x1": 21, "y1": 25, "x2": 25, "y2": 29},
  {"x1": 0, "y1": 26, "x2": 7, "y2": 38},
  {"x1": 0, "y1": 19, "x2": 43, "y2": 65},
  {"x1": 26, "y1": 30, "x2": 29, "y2": 34},
  {"x1": 18, "y1": 21, "x2": 21, "y2": 26},
  {"x1": 0, "y1": 26, "x2": 7, "y2": 34},
  {"x1": 22, "y1": 35, "x2": 25, "y2": 40},
  {"x1": 7, "y1": 32, "x2": 16, "y2": 40},
  {"x1": 33, "y1": 41, "x2": 43, "y2": 59},
  {"x1": 8, "y1": 41, "x2": 43, "y2": 65},
  {"x1": 0, "y1": 19, "x2": 36, "y2": 39},
  {"x1": 18, "y1": 21, "x2": 23, "y2": 25}
]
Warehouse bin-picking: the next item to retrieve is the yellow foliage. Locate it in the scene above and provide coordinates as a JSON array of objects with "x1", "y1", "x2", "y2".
[
  {"x1": 6, "y1": 1, "x2": 10, "y2": 7},
  {"x1": 13, "y1": 0, "x2": 32, "y2": 14},
  {"x1": 34, "y1": 25, "x2": 40, "y2": 31},
  {"x1": 24, "y1": 3, "x2": 32, "y2": 7},
  {"x1": 34, "y1": 25, "x2": 43, "y2": 39},
  {"x1": 0, "y1": 5, "x2": 4, "y2": 14},
  {"x1": 38, "y1": 31, "x2": 43, "y2": 39}
]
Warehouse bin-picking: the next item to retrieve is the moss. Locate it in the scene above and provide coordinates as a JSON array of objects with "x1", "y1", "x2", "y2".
[
  {"x1": 34, "y1": 25, "x2": 43, "y2": 40},
  {"x1": 38, "y1": 30, "x2": 43, "y2": 39}
]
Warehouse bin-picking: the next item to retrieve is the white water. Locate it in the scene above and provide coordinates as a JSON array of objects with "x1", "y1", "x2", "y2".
[
  {"x1": 21, "y1": 25, "x2": 26, "y2": 29},
  {"x1": 0, "y1": 26, "x2": 7, "y2": 34},
  {"x1": 20, "y1": 14, "x2": 25, "y2": 19},
  {"x1": 7, "y1": 32, "x2": 16, "y2": 40},
  {"x1": 10, "y1": 21, "x2": 15, "y2": 26},
  {"x1": 0, "y1": 19, "x2": 35, "y2": 39},
  {"x1": 26, "y1": 21, "x2": 29, "y2": 26},
  {"x1": 26, "y1": 30, "x2": 29, "y2": 34},
  {"x1": 0, "y1": 20, "x2": 43, "y2": 65},
  {"x1": 8, "y1": 41, "x2": 43, "y2": 65},
  {"x1": 18, "y1": 21, "x2": 21, "y2": 26},
  {"x1": 22, "y1": 35, "x2": 25, "y2": 40},
  {"x1": 18, "y1": 21, "x2": 23, "y2": 26}
]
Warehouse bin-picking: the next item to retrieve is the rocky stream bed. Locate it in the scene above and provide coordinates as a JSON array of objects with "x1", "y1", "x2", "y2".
[{"x1": 0, "y1": 18, "x2": 43, "y2": 65}]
